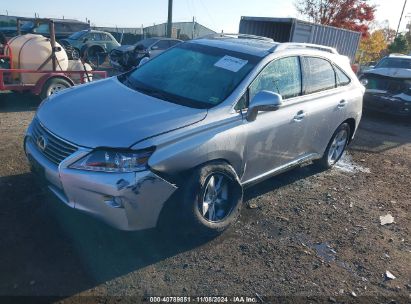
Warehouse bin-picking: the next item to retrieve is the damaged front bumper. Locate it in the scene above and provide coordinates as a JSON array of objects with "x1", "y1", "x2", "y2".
[
  {"x1": 24, "y1": 131, "x2": 177, "y2": 231},
  {"x1": 363, "y1": 91, "x2": 411, "y2": 116}
]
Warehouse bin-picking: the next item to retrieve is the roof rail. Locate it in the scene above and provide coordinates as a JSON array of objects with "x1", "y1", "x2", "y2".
[
  {"x1": 200, "y1": 33, "x2": 274, "y2": 42},
  {"x1": 388, "y1": 53, "x2": 407, "y2": 57},
  {"x1": 270, "y1": 43, "x2": 339, "y2": 55}
]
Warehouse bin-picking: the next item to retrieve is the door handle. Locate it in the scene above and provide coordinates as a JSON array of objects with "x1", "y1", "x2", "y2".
[
  {"x1": 338, "y1": 100, "x2": 348, "y2": 108},
  {"x1": 293, "y1": 111, "x2": 306, "y2": 122}
]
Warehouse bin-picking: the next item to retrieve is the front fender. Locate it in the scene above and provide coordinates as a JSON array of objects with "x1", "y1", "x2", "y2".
[{"x1": 139, "y1": 116, "x2": 247, "y2": 181}]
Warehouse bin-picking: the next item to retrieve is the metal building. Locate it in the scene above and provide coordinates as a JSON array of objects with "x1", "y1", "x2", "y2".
[{"x1": 239, "y1": 17, "x2": 361, "y2": 62}]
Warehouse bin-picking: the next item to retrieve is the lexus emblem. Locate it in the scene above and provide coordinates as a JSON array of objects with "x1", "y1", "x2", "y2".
[{"x1": 36, "y1": 135, "x2": 47, "y2": 151}]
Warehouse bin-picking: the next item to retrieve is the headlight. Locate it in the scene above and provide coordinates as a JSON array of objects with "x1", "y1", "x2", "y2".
[
  {"x1": 360, "y1": 78, "x2": 368, "y2": 86},
  {"x1": 70, "y1": 148, "x2": 154, "y2": 172}
]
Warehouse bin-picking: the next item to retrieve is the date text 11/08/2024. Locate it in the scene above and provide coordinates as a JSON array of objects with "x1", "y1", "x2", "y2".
[{"x1": 148, "y1": 296, "x2": 259, "y2": 303}]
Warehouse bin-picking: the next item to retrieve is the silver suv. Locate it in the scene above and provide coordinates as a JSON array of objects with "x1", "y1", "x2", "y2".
[{"x1": 24, "y1": 34, "x2": 364, "y2": 234}]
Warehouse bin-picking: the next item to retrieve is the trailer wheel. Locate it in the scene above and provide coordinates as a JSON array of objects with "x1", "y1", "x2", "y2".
[{"x1": 40, "y1": 78, "x2": 72, "y2": 100}]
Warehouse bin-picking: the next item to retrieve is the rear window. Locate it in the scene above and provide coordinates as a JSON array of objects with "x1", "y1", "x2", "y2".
[
  {"x1": 303, "y1": 57, "x2": 336, "y2": 94},
  {"x1": 335, "y1": 67, "x2": 350, "y2": 86}
]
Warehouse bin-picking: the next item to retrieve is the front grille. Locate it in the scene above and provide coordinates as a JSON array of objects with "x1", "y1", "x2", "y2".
[
  {"x1": 366, "y1": 75, "x2": 409, "y2": 94},
  {"x1": 31, "y1": 119, "x2": 78, "y2": 165}
]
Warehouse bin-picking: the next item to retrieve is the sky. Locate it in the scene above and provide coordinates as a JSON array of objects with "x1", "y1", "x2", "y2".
[{"x1": 2, "y1": 0, "x2": 411, "y2": 33}]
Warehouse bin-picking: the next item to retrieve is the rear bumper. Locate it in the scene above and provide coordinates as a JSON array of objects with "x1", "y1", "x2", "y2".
[
  {"x1": 24, "y1": 127, "x2": 177, "y2": 231},
  {"x1": 363, "y1": 92, "x2": 411, "y2": 116}
]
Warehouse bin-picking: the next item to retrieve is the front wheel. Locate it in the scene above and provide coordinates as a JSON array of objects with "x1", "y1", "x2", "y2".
[
  {"x1": 315, "y1": 123, "x2": 351, "y2": 169},
  {"x1": 181, "y1": 161, "x2": 243, "y2": 236}
]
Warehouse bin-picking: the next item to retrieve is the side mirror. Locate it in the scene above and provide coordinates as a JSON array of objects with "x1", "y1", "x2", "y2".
[
  {"x1": 246, "y1": 91, "x2": 283, "y2": 122},
  {"x1": 83, "y1": 38, "x2": 88, "y2": 43}
]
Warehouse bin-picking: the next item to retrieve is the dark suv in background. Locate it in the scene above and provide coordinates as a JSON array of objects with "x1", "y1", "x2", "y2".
[
  {"x1": 360, "y1": 54, "x2": 411, "y2": 117},
  {"x1": 30, "y1": 19, "x2": 90, "y2": 39},
  {"x1": 109, "y1": 37, "x2": 181, "y2": 71}
]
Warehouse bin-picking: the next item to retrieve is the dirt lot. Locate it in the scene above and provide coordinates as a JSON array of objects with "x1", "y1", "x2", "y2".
[{"x1": 0, "y1": 91, "x2": 410, "y2": 303}]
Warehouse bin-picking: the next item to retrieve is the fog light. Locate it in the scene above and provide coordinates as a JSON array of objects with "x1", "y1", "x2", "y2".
[{"x1": 104, "y1": 196, "x2": 123, "y2": 208}]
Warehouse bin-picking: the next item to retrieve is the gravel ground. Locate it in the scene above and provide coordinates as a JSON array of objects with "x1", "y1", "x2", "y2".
[{"x1": 0, "y1": 91, "x2": 410, "y2": 303}]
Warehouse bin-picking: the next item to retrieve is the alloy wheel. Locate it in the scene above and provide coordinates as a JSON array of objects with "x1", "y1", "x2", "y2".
[
  {"x1": 327, "y1": 129, "x2": 348, "y2": 164},
  {"x1": 200, "y1": 173, "x2": 233, "y2": 223}
]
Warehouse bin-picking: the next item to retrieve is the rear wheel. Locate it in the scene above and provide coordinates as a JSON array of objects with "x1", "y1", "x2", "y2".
[
  {"x1": 40, "y1": 78, "x2": 72, "y2": 100},
  {"x1": 180, "y1": 161, "x2": 243, "y2": 236},
  {"x1": 315, "y1": 123, "x2": 350, "y2": 169}
]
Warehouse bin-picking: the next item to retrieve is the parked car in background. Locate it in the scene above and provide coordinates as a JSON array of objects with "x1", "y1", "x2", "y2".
[
  {"x1": 360, "y1": 54, "x2": 411, "y2": 116},
  {"x1": 60, "y1": 30, "x2": 120, "y2": 65},
  {"x1": 24, "y1": 35, "x2": 363, "y2": 234},
  {"x1": 109, "y1": 37, "x2": 181, "y2": 71}
]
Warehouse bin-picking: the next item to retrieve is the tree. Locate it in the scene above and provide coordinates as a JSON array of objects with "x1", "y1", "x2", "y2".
[
  {"x1": 295, "y1": 0, "x2": 376, "y2": 37},
  {"x1": 388, "y1": 34, "x2": 409, "y2": 54},
  {"x1": 358, "y1": 30, "x2": 387, "y2": 63}
]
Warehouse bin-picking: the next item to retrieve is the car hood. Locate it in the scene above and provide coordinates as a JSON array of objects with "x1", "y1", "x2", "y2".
[
  {"x1": 36, "y1": 77, "x2": 207, "y2": 148},
  {"x1": 113, "y1": 45, "x2": 136, "y2": 53},
  {"x1": 365, "y1": 68, "x2": 411, "y2": 79}
]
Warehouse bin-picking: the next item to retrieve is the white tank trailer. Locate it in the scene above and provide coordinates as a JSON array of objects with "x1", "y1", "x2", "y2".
[{"x1": 7, "y1": 34, "x2": 92, "y2": 84}]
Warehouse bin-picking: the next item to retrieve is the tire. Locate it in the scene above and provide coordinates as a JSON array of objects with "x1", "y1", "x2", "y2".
[
  {"x1": 180, "y1": 161, "x2": 243, "y2": 236},
  {"x1": 40, "y1": 78, "x2": 72, "y2": 100},
  {"x1": 315, "y1": 123, "x2": 351, "y2": 170},
  {"x1": 71, "y1": 48, "x2": 80, "y2": 60}
]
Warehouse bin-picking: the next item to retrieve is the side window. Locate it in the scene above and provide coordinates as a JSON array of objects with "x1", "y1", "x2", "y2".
[
  {"x1": 88, "y1": 33, "x2": 102, "y2": 41},
  {"x1": 303, "y1": 57, "x2": 336, "y2": 94},
  {"x1": 234, "y1": 92, "x2": 249, "y2": 111},
  {"x1": 154, "y1": 40, "x2": 170, "y2": 50},
  {"x1": 249, "y1": 56, "x2": 302, "y2": 101},
  {"x1": 335, "y1": 66, "x2": 351, "y2": 86}
]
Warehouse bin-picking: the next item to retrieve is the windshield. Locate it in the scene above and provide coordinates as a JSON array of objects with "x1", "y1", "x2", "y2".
[
  {"x1": 375, "y1": 58, "x2": 411, "y2": 69},
  {"x1": 68, "y1": 31, "x2": 87, "y2": 40},
  {"x1": 135, "y1": 38, "x2": 159, "y2": 48},
  {"x1": 119, "y1": 43, "x2": 259, "y2": 108}
]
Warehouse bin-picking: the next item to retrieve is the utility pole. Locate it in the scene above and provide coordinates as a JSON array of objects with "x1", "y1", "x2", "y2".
[
  {"x1": 167, "y1": 0, "x2": 173, "y2": 38},
  {"x1": 396, "y1": 0, "x2": 408, "y2": 37}
]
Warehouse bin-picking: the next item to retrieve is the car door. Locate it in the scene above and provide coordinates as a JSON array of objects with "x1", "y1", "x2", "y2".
[
  {"x1": 150, "y1": 40, "x2": 170, "y2": 57},
  {"x1": 93, "y1": 33, "x2": 106, "y2": 49},
  {"x1": 242, "y1": 56, "x2": 310, "y2": 183},
  {"x1": 298, "y1": 56, "x2": 351, "y2": 157}
]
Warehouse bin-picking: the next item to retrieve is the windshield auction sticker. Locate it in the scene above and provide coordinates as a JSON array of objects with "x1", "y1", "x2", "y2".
[{"x1": 214, "y1": 56, "x2": 248, "y2": 72}]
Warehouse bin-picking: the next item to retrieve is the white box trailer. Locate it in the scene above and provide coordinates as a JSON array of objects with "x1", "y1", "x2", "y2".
[{"x1": 239, "y1": 17, "x2": 361, "y2": 62}]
